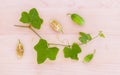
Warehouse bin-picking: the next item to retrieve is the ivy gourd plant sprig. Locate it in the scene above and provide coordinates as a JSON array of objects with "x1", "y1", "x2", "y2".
[{"x1": 15, "y1": 8, "x2": 105, "y2": 64}]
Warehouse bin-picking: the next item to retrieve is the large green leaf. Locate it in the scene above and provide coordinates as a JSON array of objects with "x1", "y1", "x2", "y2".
[
  {"x1": 63, "y1": 43, "x2": 82, "y2": 60},
  {"x1": 20, "y1": 8, "x2": 43, "y2": 29},
  {"x1": 34, "y1": 39, "x2": 59, "y2": 64}
]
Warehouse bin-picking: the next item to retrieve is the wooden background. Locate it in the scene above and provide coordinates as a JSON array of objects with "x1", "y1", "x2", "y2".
[{"x1": 0, "y1": 0, "x2": 120, "y2": 75}]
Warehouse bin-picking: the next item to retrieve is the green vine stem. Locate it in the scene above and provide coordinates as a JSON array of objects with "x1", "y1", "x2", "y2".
[{"x1": 14, "y1": 25, "x2": 100, "y2": 47}]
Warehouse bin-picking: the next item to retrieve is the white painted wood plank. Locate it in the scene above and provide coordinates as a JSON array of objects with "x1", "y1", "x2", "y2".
[{"x1": 0, "y1": 0, "x2": 120, "y2": 75}]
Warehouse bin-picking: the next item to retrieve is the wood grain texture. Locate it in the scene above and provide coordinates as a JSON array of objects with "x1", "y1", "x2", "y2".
[{"x1": 0, "y1": 0, "x2": 120, "y2": 75}]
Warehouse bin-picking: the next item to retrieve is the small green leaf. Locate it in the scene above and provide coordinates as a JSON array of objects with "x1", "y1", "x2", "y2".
[
  {"x1": 20, "y1": 12, "x2": 30, "y2": 23},
  {"x1": 29, "y1": 8, "x2": 43, "y2": 29},
  {"x1": 71, "y1": 13, "x2": 85, "y2": 26},
  {"x1": 34, "y1": 39, "x2": 59, "y2": 64},
  {"x1": 79, "y1": 32, "x2": 92, "y2": 44},
  {"x1": 83, "y1": 54, "x2": 93, "y2": 63},
  {"x1": 19, "y1": 8, "x2": 43, "y2": 29},
  {"x1": 48, "y1": 47, "x2": 59, "y2": 60},
  {"x1": 63, "y1": 47, "x2": 71, "y2": 58},
  {"x1": 63, "y1": 43, "x2": 82, "y2": 60},
  {"x1": 83, "y1": 50, "x2": 96, "y2": 63},
  {"x1": 99, "y1": 31, "x2": 105, "y2": 38}
]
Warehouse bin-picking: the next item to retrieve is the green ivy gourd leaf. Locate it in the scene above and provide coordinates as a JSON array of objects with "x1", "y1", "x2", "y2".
[
  {"x1": 34, "y1": 39, "x2": 59, "y2": 64},
  {"x1": 63, "y1": 43, "x2": 82, "y2": 60},
  {"x1": 20, "y1": 8, "x2": 43, "y2": 29},
  {"x1": 71, "y1": 13, "x2": 85, "y2": 26},
  {"x1": 20, "y1": 12, "x2": 30, "y2": 23},
  {"x1": 79, "y1": 32, "x2": 92, "y2": 44},
  {"x1": 83, "y1": 50, "x2": 96, "y2": 63}
]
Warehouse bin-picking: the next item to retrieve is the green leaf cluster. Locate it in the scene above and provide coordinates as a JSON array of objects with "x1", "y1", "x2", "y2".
[
  {"x1": 63, "y1": 43, "x2": 82, "y2": 60},
  {"x1": 20, "y1": 8, "x2": 43, "y2": 29},
  {"x1": 79, "y1": 32, "x2": 92, "y2": 44},
  {"x1": 34, "y1": 39, "x2": 59, "y2": 64}
]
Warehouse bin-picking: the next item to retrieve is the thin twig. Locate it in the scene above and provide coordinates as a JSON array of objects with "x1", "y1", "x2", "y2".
[
  {"x1": 48, "y1": 43, "x2": 70, "y2": 47},
  {"x1": 14, "y1": 25, "x2": 100, "y2": 47},
  {"x1": 14, "y1": 25, "x2": 30, "y2": 28},
  {"x1": 14, "y1": 25, "x2": 43, "y2": 39},
  {"x1": 67, "y1": 13, "x2": 71, "y2": 16},
  {"x1": 29, "y1": 26, "x2": 43, "y2": 39},
  {"x1": 14, "y1": 25, "x2": 69, "y2": 46},
  {"x1": 92, "y1": 35, "x2": 99, "y2": 40}
]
